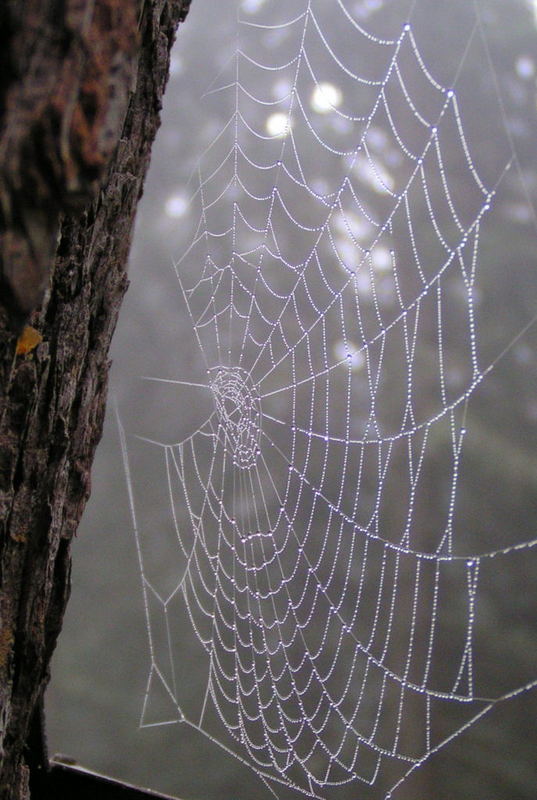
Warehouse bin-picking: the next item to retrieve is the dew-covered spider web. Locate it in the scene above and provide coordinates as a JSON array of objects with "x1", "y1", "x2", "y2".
[{"x1": 117, "y1": 1, "x2": 537, "y2": 797}]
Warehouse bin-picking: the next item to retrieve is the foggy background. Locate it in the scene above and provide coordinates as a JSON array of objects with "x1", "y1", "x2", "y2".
[{"x1": 47, "y1": 1, "x2": 537, "y2": 798}]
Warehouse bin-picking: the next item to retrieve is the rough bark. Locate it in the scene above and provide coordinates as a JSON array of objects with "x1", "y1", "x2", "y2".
[{"x1": 0, "y1": 1, "x2": 191, "y2": 797}]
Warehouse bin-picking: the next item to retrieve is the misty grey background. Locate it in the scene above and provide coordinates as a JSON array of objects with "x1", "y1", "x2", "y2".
[{"x1": 47, "y1": 1, "x2": 537, "y2": 798}]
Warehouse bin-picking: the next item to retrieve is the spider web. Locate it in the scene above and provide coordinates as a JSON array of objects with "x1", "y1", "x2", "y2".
[{"x1": 117, "y1": 1, "x2": 537, "y2": 797}]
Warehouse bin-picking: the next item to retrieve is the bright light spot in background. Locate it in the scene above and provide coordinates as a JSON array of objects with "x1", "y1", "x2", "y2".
[
  {"x1": 333, "y1": 210, "x2": 371, "y2": 242},
  {"x1": 353, "y1": 270, "x2": 372, "y2": 297},
  {"x1": 367, "y1": 126, "x2": 389, "y2": 151},
  {"x1": 310, "y1": 178, "x2": 330, "y2": 198},
  {"x1": 335, "y1": 240, "x2": 376, "y2": 295},
  {"x1": 516, "y1": 56, "x2": 535, "y2": 79},
  {"x1": 164, "y1": 194, "x2": 188, "y2": 218},
  {"x1": 311, "y1": 82, "x2": 343, "y2": 114},
  {"x1": 331, "y1": 116, "x2": 353, "y2": 136},
  {"x1": 515, "y1": 343, "x2": 533, "y2": 364},
  {"x1": 169, "y1": 54, "x2": 183, "y2": 77},
  {"x1": 266, "y1": 112, "x2": 292, "y2": 137},
  {"x1": 334, "y1": 339, "x2": 365, "y2": 371},
  {"x1": 242, "y1": 0, "x2": 266, "y2": 13},
  {"x1": 355, "y1": 153, "x2": 395, "y2": 194},
  {"x1": 354, "y1": 0, "x2": 384, "y2": 20},
  {"x1": 272, "y1": 79, "x2": 292, "y2": 101},
  {"x1": 505, "y1": 201, "x2": 534, "y2": 224},
  {"x1": 371, "y1": 245, "x2": 392, "y2": 272},
  {"x1": 336, "y1": 239, "x2": 360, "y2": 273}
]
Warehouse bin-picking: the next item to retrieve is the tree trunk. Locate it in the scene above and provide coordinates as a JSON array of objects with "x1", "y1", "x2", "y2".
[{"x1": 0, "y1": 2, "x2": 191, "y2": 797}]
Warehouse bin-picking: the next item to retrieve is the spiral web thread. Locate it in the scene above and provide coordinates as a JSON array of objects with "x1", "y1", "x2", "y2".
[{"x1": 118, "y1": 2, "x2": 537, "y2": 797}]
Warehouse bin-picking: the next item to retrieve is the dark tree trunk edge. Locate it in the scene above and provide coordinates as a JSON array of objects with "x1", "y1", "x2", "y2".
[{"x1": 0, "y1": 2, "x2": 192, "y2": 797}]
